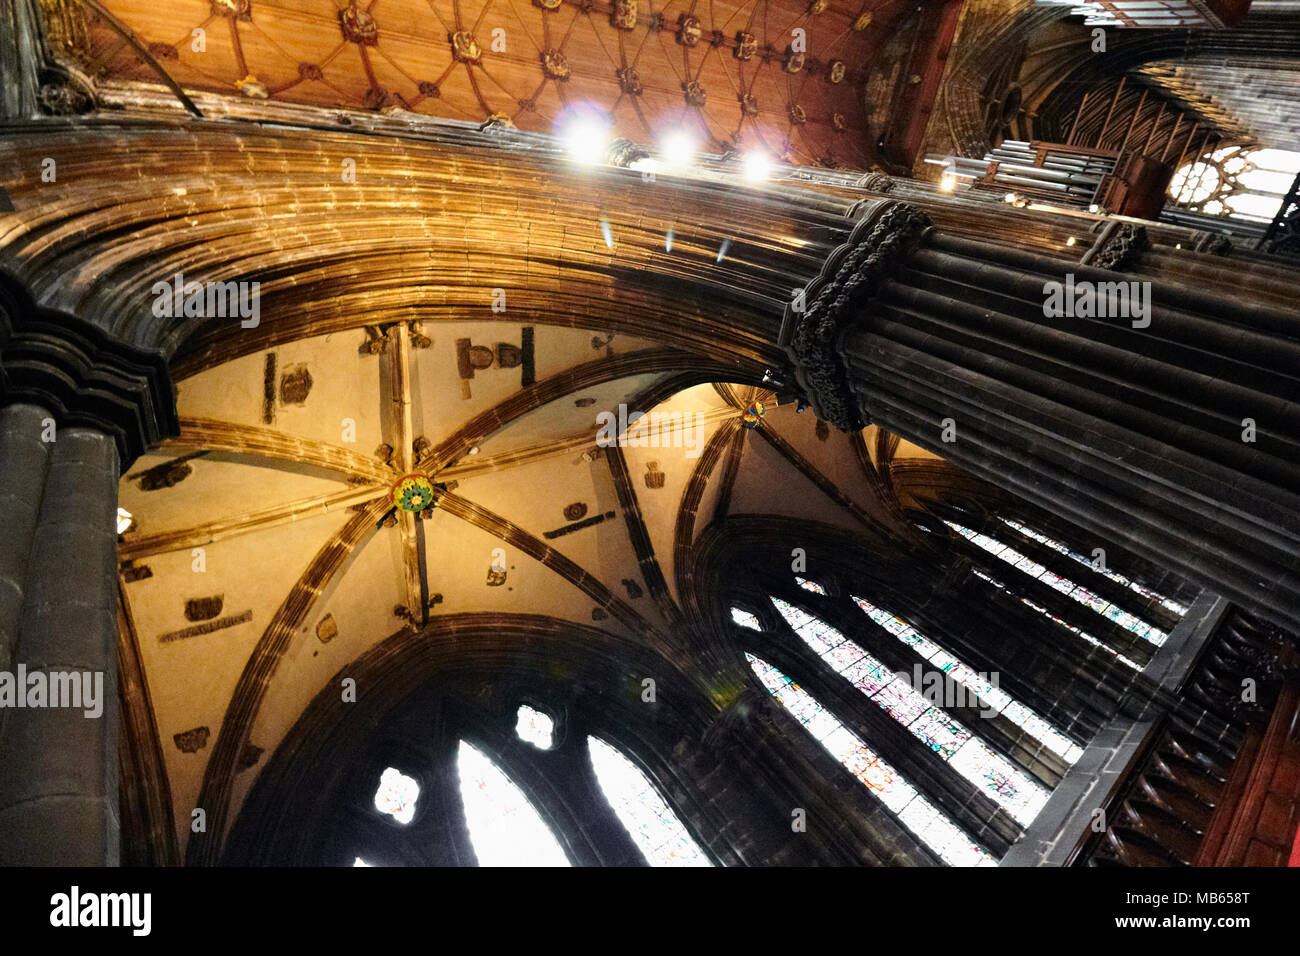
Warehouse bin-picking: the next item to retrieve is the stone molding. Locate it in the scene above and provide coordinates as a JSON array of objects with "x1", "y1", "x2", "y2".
[{"x1": 0, "y1": 272, "x2": 178, "y2": 465}]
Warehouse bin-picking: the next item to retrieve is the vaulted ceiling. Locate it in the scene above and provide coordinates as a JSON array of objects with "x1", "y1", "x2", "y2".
[{"x1": 112, "y1": 311, "x2": 933, "y2": 859}]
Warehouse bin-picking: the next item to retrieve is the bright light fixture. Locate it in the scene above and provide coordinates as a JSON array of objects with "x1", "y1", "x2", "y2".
[
  {"x1": 660, "y1": 130, "x2": 697, "y2": 168},
  {"x1": 938, "y1": 172, "x2": 956, "y2": 192},
  {"x1": 742, "y1": 151, "x2": 773, "y2": 182},
  {"x1": 116, "y1": 507, "x2": 133, "y2": 534},
  {"x1": 561, "y1": 116, "x2": 611, "y2": 165}
]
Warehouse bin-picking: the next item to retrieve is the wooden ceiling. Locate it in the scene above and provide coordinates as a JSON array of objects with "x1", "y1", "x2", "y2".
[{"x1": 64, "y1": 0, "x2": 920, "y2": 167}]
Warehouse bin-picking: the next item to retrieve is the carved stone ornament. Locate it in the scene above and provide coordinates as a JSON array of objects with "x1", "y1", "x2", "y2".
[
  {"x1": 606, "y1": 137, "x2": 651, "y2": 166},
  {"x1": 683, "y1": 80, "x2": 707, "y2": 107},
  {"x1": 734, "y1": 31, "x2": 757, "y2": 60},
  {"x1": 788, "y1": 104, "x2": 807, "y2": 125},
  {"x1": 534, "y1": 0, "x2": 563, "y2": 9},
  {"x1": 831, "y1": 112, "x2": 847, "y2": 132},
  {"x1": 338, "y1": 2, "x2": 379, "y2": 45},
  {"x1": 1088, "y1": 222, "x2": 1150, "y2": 271},
  {"x1": 174, "y1": 727, "x2": 210, "y2": 753},
  {"x1": 616, "y1": 66, "x2": 643, "y2": 96},
  {"x1": 778, "y1": 201, "x2": 933, "y2": 431},
  {"x1": 676, "y1": 14, "x2": 703, "y2": 46},
  {"x1": 828, "y1": 59, "x2": 846, "y2": 84},
  {"x1": 856, "y1": 171, "x2": 894, "y2": 192},
  {"x1": 37, "y1": 76, "x2": 92, "y2": 116},
  {"x1": 853, "y1": 11, "x2": 873, "y2": 30},
  {"x1": 784, "y1": 49, "x2": 805, "y2": 74},
  {"x1": 611, "y1": 0, "x2": 637, "y2": 30},
  {"x1": 541, "y1": 49, "x2": 571, "y2": 80},
  {"x1": 210, "y1": 0, "x2": 252, "y2": 19},
  {"x1": 450, "y1": 31, "x2": 482, "y2": 64},
  {"x1": 739, "y1": 92, "x2": 758, "y2": 116}
]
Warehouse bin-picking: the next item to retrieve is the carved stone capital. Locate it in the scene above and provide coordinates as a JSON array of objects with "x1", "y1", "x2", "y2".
[
  {"x1": 1082, "y1": 221, "x2": 1149, "y2": 271},
  {"x1": 777, "y1": 201, "x2": 932, "y2": 431},
  {"x1": 855, "y1": 171, "x2": 895, "y2": 193},
  {"x1": 605, "y1": 137, "x2": 650, "y2": 168}
]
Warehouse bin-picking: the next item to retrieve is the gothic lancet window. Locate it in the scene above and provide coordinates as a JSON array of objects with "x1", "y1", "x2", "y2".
[
  {"x1": 944, "y1": 517, "x2": 1189, "y2": 672},
  {"x1": 747, "y1": 653, "x2": 996, "y2": 866},
  {"x1": 851, "y1": 597, "x2": 1084, "y2": 764},
  {"x1": 587, "y1": 737, "x2": 712, "y2": 867},
  {"x1": 769, "y1": 598, "x2": 1051, "y2": 826},
  {"x1": 456, "y1": 740, "x2": 571, "y2": 866}
]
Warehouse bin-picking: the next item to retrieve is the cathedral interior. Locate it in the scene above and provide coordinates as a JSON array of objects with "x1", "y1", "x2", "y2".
[{"x1": 1, "y1": 0, "x2": 1299, "y2": 873}]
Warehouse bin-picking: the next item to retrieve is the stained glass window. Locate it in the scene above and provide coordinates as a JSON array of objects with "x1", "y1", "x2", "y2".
[
  {"x1": 731, "y1": 607, "x2": 762, "y2": 630},
  {"x1": 946, "y1": 520, "x2": 1170, "y2": 647},
  {"x1": 1167, "y1": 146, "x2": 1300, "y2": 223},
  {"x1": 373, "y1": 766, "x2": 419, "y2": 824},
  {"x1": 999, "y1": 517, "x2": 1188, "y2": 617},
  {"x1": 769, "y1": 598, "x2": 1051, "y2": 824},
  {"x1": 971, "y1": 568, "x2": 1142, "y2": 671},
  {"x1": 795, "y1": 576, "x2": 828, "y2": 595},
  {"x1": 457, "y1": 740, "x2": 570, "y2": 867},
  {"x1": 587, "y1": 737, "x2": 711, "y2": 867},
  {"x1": 515, "y1": 704, "x2": 555, "y2": 750},
  {"x1": 747, "y1": 653, "x2": 995, "y2": 866}
]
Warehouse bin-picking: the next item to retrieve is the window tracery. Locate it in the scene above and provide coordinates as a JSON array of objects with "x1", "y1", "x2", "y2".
[
  {"x1": 515, "y1": 704, "x2": 555, "y2": 750},
  {"x1": 373, "y1": 767, "x2": 419, "y2": 824},
  {"x1": 1168, "y1": 146, "x2": 1300, "y2": 222}
]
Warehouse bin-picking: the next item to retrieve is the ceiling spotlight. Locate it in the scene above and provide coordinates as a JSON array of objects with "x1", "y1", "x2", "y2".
[
  {"x1": 1066, "y1": 236, "x2": 1077, "y2": 246},
  {"x1": 467, "y1": 446, "x2": 481, "y2": 456},
  {"x1": 561, "y1": 116, "x2": 611, "y2": 166},
  {"x1": 1003, "y1": 192, "x2": 1019, "y2": 204},
  {"x1": 660, "y1": 130, "x2": 697, "y2": 169},
  {"x1": 742, "y1": 151, "x2": 773, "y2": 182},
  {"x1": 116, "y1": 507, "x2": 134, "y2": 535}
]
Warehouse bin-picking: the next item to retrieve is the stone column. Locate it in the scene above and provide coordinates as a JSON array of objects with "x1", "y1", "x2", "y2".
[
  {"x1": 0, "y1": 275, "x2": 177, "y2": 864},
  {"x1": 0, "y1": 404, "x2": 52, "y2": 679},
  {"x1": 0, "y1": 426, "x2": 121, "y2": 864},
  {"x1": 779, "y1": 199, "x2": 1300, "y2": 633}
]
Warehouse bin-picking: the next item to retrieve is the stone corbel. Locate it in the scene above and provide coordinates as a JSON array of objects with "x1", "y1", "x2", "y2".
[{"x1": 777, "y1": 200, "x2": 932, "y2": 431}]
